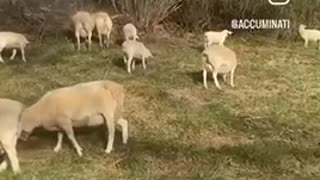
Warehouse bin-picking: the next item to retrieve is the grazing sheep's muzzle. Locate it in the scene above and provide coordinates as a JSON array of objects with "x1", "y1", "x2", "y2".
[{"x1": 19, "y1": 131, "x2": 31, "y2": 141}]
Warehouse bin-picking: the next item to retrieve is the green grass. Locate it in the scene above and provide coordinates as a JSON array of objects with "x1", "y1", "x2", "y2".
[{"x1": 0, "y1": 34, "x2": 319, "y2": 180}]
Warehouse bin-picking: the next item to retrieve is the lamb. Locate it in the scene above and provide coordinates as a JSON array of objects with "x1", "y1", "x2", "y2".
[
  {"x1": 19, "y1": 80, "x2": 128, "y2": 157},
  {"x1": 71, "y1": 11, "x2": 95, "y2": 51},
  {"x1": 0, "y1": 98, "x2": 25, "y2": 174},
  {"x1": 122, "y1": 40, "x2": 153, "y2": 74},
  {"x1": 92, "y1": 11, "x2": 113, "y2": 47},
  {"x1": 202, "y1": 44, "x2": 238, "y2": 90},
  {"x1": 0, "y1": 32, "x2": 29, "y2": 63},
  {"x1": 298, "y1": 24, "x2": 320, "y2": 50},
  {"x1": 204, "y1": 30, "x2": 233, "y2": 48},
  {"x1": 122, "y1": 23, "x2": 140, "y2": 41}
]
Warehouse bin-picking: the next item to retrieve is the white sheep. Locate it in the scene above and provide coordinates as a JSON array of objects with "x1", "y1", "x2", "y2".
[
  {"x1": 122, "y1": 40, "x2": 153, "y2": 74},
  {"x1": 0, "y1": 32, "x2": 29, "y2": 63},
  {"x1": 122, "y1": 23, "x2": 140, "y2": 41},
  {"x1": 92, "y1": 11, "x2": 113, "y2": 47},
  {"x1": 298, "y1": 24, "x2": 320, "y2": 49},
  {"x1": 204, "y1": 30, "x2": 233, "y2": 48},
  {"x1": 0, "y1": 98, "x2": 25, "y2": 174},
  {"x1": 71, "y1": 11, "x2": 95, "y2": 51},
  {"x1": 19, "y1": 80, "x2": 128, "y2": 156},
  {"x1": 202, "y1": 44, "x2": 238, "y2": 90}
]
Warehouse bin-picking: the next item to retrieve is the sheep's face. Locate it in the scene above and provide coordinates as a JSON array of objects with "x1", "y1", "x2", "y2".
[
  {"x1": 299, "y1": 24, "x2": 306, "y2": 30},
  {"x1": 223, "y1": 30, "x2": 233, "y2": 35},
  {"x1": 19, "y1": 111, "x2": 37, "y2": 141},
  {"x1": 145, "y1": 49, "x2": 153, "y2": 59}
]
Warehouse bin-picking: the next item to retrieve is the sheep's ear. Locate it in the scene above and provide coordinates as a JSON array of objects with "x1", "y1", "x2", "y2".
[{"x1": 228, "y1": 31, "x2": 233, "y2": 35}]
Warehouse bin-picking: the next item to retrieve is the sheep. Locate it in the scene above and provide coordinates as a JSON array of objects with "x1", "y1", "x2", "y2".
[
  {"x1": 19, "y1": 80, "x2": 128, "y2": 157},
  {"x1": 92, "y1": 11, "x2": 113, "y2": 48},
  {"x1": 0, "y1": 98, "x2": 25, "y2": 174},
  {"x1": 298, "y1": 24, "x2": 320, "y2": 50},
  {"x1": 71, "y1": 11, "x2": 95, "y2": 51},
  {"x1": 122, "y1": 23, "x2": 140, "y2": 41},
  {"x1": 202, "y1": 44, "x2": 238, "y2": 90},
  {"x1": 122, "y1": 40, "x2": 153, "y2": 74},
  {"x1": 204, "y1": 30, "x2": 233, "y2": 48},
  {"x1": 0, "y1": 32, "x2": 29, "y2": 63}
]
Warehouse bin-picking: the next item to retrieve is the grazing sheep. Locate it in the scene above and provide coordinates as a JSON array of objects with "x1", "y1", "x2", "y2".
[
  {"x1": 0, "y1": 98, "x2": 25, "y2": 174},
  {"x1": 92, "y1": 11, "x2": 113, "y2": 47},
  {"x1": 204, "y1": 30, "x2": 233, "y2": 48},
  {"x1": 19, "y1": 80, "x2": 128, "y2": 156},
  {"x1": 122, "y1": 23, "x2": 140, "y2": 41},
  {"x1": 122, "y1": 40, "x2": 153, "y2": 74},
  {"x1": 298, "y1": 24, "x2": 320, "y2": 49},
  {"x1": 202, "y1": 45, "x2": 238, "y2": 90},
  {"x1": 0, "y1": 32, "x2": 29, "y2": 63},
  {"x1": 71, "y1": 11, "x2": 95, "y2": 51}
]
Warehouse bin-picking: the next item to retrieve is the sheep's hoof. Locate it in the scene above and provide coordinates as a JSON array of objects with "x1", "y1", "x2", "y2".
[
  {"x1": 105, "y1": 148, "x2": 112, "y2": 154},
  {"x1": 53, "y1": 147, "x2": 61, "y2": 153}
]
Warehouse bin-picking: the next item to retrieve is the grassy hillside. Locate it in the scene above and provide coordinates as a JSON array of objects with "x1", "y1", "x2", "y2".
[{"x1": 0, "y1": 34, "x2": 319, "y2": 180}]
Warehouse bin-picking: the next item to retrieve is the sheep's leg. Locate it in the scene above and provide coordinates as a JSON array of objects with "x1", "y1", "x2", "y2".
[
  {"x1": 2, "y1": 142, "x2": 20, "y2": 174},
  {"x1": 75, "y1": 31, "x2": 81, "y2": 51},
  {"x1": 10, "y1": 49, "x2": 17, "y2": 60},
  {"x1": 304, "y1": 40, "x2": 308, "y2": 48},
  {"x1": 142, "y1": 57, "x2": 147, "y2": 70},
  {"x1": 117, "y1": 118, "x2": 128, "y2": 144},
  {"x1": 132, "y1": 60, "x2": 136, "y2": 70},
  {"x1": 123, "y1": 56, "x2": 127, "y2": 64},
  {"x1": 213, "y1": 71, "x2": 222, "y2": 90},
  {"x1": 53, "y1": 132, "x2": 64, "y2": 152},
  {"x1": 98, "y1": 31, "x2": 103, "y2": 47},
  {"x1": 87, "y1": 31, "x2": 92, "y2": 51},
  {"x1": 104, "y1": 114, "x2": 115, "y2": 153},
  {"x1": 230, "y1": 67, "x2": 236, "y2": 88},
  {"x1": 60, "y1": 121, "x2": 83, "y2": 156},
  {"x1": 106, "y1": 32, "x2": 111, "y2": 48},
  {"x1": 203, "y1": 68, "x2": 208, "y2": 89},
  {"x1": 127, "y1": 56, "x2": 133, "y2": 74},
  {"x1": 223, "y1": 74, "x2": 227, "y2": 82},
  {"x1": 0, "y1": 47, "x2": 4, "y2": 63},
  {"x1": 318, "y1": 41, "x2": 320, "y2": 50},
  {"x1": 20, "y1": 45, "x2": 26, "y2": 62},
  {"x1": 0, "y1": 160, "x2": 8, "y2": 172}
]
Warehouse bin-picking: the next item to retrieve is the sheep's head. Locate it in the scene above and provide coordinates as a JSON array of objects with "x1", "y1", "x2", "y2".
[
  {"x1": 223, "y1": 29, "x2": 233, "y2": 35},
  {"x1": 299, "y1": 24, "x2": 306, "y2": 30},
  {"x1": 18, "y1": 109, "x2": 38, "y2": 141},
  {"x1": 145, "y1": 48, "x2": 153, "y2": 59}
]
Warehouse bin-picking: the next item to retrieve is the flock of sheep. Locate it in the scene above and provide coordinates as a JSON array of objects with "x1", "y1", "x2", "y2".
[{"x1": 0, "y1": 9, "x2": 320, "y2": 174}]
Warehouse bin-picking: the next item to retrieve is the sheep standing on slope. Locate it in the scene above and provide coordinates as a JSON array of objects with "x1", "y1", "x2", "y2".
[
  {"x1": 123, "y1": 23, "x2": 140, "y2": 41},
  {"x1": 71, "y1": 11, "x2": 95, "y2": 51},
  {"x1": 204, "y1": 30, "x2": 233, "y2": 48},
  {"x1": 0, "y1": 98, "x2": 25, "y2": 174},
  {"x1": 122, "y1": 40, "x2": 153, "y2": 74},
  {"x1": 202, "y1": 45, "x2": 238, "y2": 90},
  {"x1": 298, "y1": 24, "x2": 320, "y2": 50},
  {"x1": 0, "y1": 32, "x2": 29, "y2": 63},
  {"x1": 92, "y1": 11, "x2": 113, "y2": 47},
  {"x1": 19, "y1": 80, "x2": 128, "y2": 156}
]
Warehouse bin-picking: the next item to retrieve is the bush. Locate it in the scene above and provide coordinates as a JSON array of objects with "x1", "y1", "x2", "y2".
[{"x1": 111, "y1": 0, "x2": 182, "y2": 32}]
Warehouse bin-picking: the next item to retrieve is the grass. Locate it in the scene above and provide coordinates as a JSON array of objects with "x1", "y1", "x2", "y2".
[{"x1": 0, "y1": 34, "x2": 319, "y2": 180}]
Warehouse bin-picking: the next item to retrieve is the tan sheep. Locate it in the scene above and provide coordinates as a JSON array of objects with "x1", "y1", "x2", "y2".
[
  {"x1": 122, "y1": 23, "x2": 140, "y2": 41},
  {"x1": 71, "y1": 11, "x2": 95, "y2": 51},
  {"x1": 19, "y1": 80, "x2": 128, "y2": 156},
  {"x1": 299, "y1": 24, "x2": 320, "y2": 49},
  {"x1": 122, "y1": 40, "x2": 153, "y2": 74},
  {"x1": 92, "y1": 11, "x2": 113, "y2": 47},
  {"x1": 0, "y1": 98, "x2": 25, "y2": 174},
  {"x1": 0, "y1": 32, "x2": 29, "y2": 63},
  {"x1": 202, "y1": 45, "x2": 238, "y2": 90}
]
